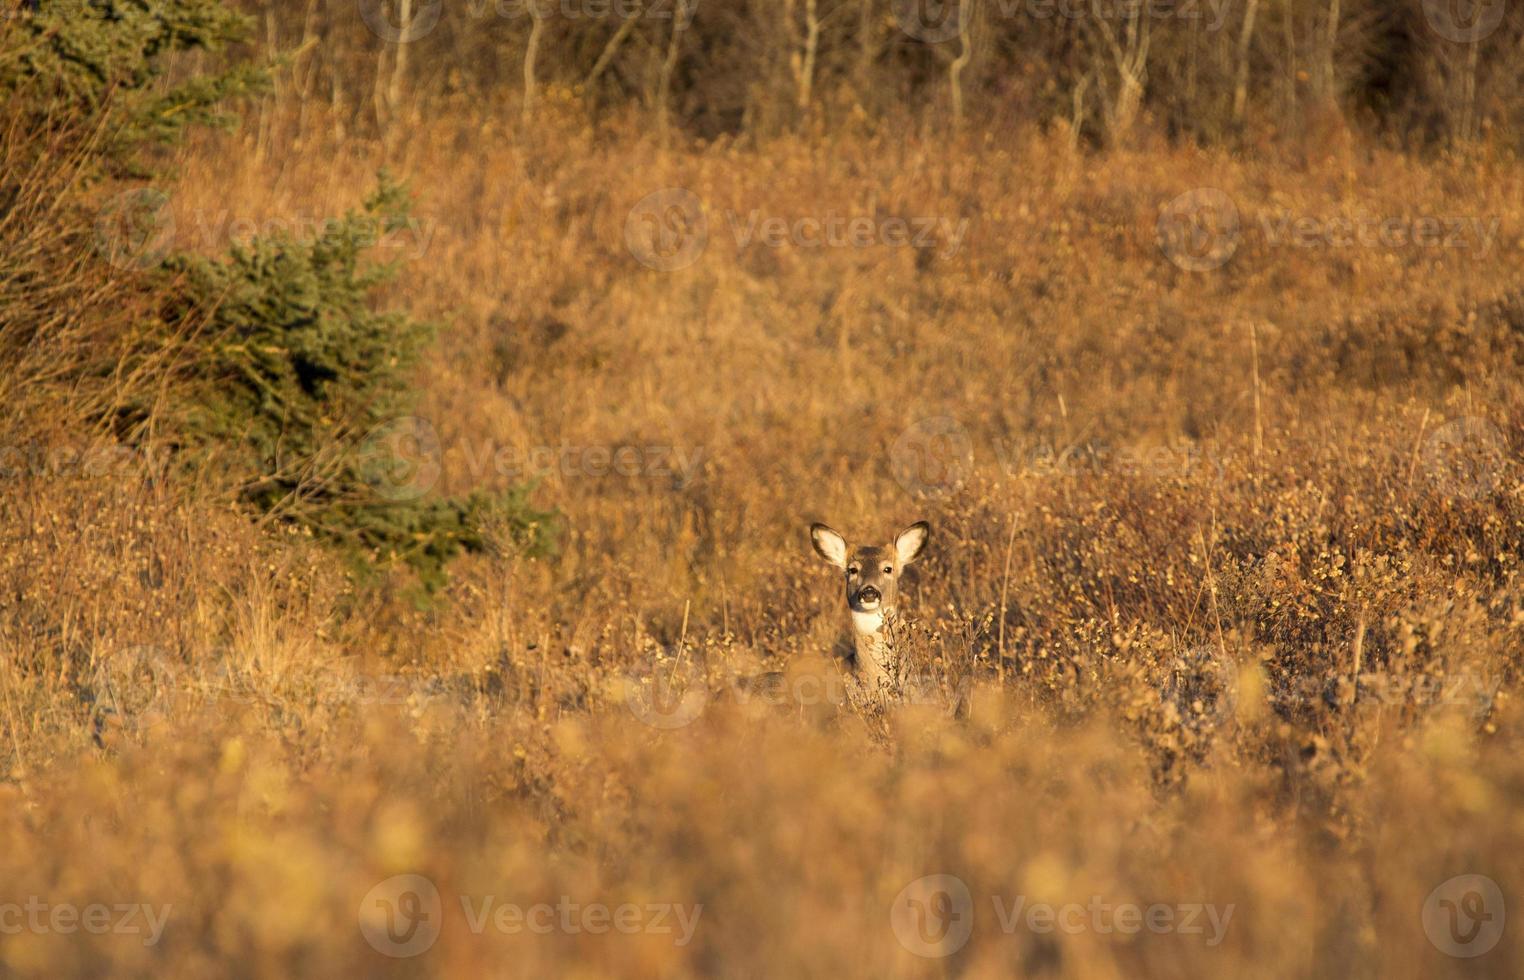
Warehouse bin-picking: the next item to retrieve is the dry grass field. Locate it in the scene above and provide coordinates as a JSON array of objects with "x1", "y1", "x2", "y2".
[{"x1": 3, "y1": 2, "x2": 1524, "y2": 977}]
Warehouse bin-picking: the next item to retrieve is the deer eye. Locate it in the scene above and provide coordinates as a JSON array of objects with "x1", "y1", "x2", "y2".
[
  {"x1": 883, "y1": 565, "x2": 893, "y2": 574},
  {"x1": 847, "y1": 566, "x2": 859, "y2": 576}
]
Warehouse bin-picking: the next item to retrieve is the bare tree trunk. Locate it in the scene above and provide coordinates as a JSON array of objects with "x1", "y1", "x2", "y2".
[
  {"x1": 257, "y1": 8, "x2": 278, "y2": 160},
  {"x1": 1319, "y1": 0, "x2": 1340, "y2": 106},
  {"x1": 295, "y1": 0, "x2": 321, "y2": 140},
  {"x1": 1117, "y1": 7, "x2": 1148, "y2": 136},
  {"x1": 1281, "y1": 0, "x2": 1297, "y2": 120},
  {"x1": 856, "y1": 0, "x2": 879, "y2": 106},
  {"x1": 789, "y1": 0, "x2": 822, "y2": 113},
  {"x1": 372, "y1": 12, "x2": 391, "y2": 129},
  {"x1": 585, "y1": 5, "x2": 642, "y2": 90},
  {"x1": 1069, "y1": 72, "x2": 1091, "y2": 152},
  {"x1": 1232, "y1": 0, "x2": 1261, "y2": 123},
  {"x1": 1458, "y1": 37, "x2": 1480, "y2": 143},
  {"x1": 388, "y1": 0, "x2": 413, "y2": 110},
  {"x1": 1186, "y1": 19, "x2": 1198, "y2": 112},
  {"x1": 522, "y1": 0, "x2": 547, "y2": 125},
  {"x1": 332, "y1": 67, "x2": 347, "y2": 143},
  {"x1": 948, "y1": 0, "x2": 974, "y2": 128},
  {"x1": 656, "y1": 0, "x2": 691, "y2": 147},
  {"x1": 1084, "y1": 4, "x2": 1150, "y2": 143}
]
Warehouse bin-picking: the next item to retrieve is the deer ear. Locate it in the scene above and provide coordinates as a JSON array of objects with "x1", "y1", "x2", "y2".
[
  {"x1": 810, "y1": 523, "x2": 849, "y2": 568},
  {"x1": 895, "y1": 521, "x2": 930, "y2": 565}
]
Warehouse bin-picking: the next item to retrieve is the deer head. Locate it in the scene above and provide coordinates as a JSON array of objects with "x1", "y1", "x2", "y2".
[{"x1": 809, "y1": 521, "x2": 930, "y2": 634}]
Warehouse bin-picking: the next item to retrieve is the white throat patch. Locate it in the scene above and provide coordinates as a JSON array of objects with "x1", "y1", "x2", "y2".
[{"x1": 851, "y1": 609, "x2": 886, "y2": 635}]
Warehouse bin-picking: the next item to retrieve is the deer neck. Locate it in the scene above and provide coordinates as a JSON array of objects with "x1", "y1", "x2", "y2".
[{"x1": 850, "y1": 606, "x2": 897, "y2": 682}]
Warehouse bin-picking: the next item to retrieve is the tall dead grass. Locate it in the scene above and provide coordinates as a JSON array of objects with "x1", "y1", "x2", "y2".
[{"x1": 2, "y1": 93, "x2": 1523, "y2": 976}]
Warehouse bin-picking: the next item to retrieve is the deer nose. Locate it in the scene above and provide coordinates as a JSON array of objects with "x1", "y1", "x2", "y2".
[{"x1": 858, "y1": 586, "x2": 881, "y2": 603}]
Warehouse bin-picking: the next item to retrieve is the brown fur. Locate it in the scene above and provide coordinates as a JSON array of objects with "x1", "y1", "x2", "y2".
[{"x1": 809, "y1": 522, "x2": 929, "y2": 699}]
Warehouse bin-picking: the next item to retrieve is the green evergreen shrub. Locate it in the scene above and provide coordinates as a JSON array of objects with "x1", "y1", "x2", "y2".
[
  {"x1": 154, "y1": 180, "x2": 557, "y2": 589},
  {"x1": 0, "y1": 0, "x2": 266, "y2": 169},
  {"x1": 0, "y1": 2, "x2": 557, "y2": 590}
]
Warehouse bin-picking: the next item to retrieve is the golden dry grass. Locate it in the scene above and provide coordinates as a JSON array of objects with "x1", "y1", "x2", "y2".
[{"x1": 3, "y1": 96, "x2": 1524, "y2": 977}]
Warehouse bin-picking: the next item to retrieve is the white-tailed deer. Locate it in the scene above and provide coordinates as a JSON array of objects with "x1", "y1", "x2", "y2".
[{"x1": 809, "y1": 521, "x2": 929, "y2": 702}]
